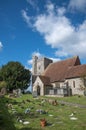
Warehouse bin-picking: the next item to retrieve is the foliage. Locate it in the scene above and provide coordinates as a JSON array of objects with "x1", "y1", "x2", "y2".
[
  {"x1": 81, "y1": 75, "x2": 86, "y2": 88},
  {"x1": 80, "y1": 75, "x2": 86, "y2": 95},
  {"x1": 0, "y1": 96, "x2": 16, "y2": 130},
  {"x1": 0, "y1": 81, "x2": 7, "y2": 90},
  {"x1": 0, "y1": 61, "x2": 31, "y2": 91}
]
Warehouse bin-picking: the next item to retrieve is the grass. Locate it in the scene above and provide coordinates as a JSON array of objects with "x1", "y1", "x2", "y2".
[
  {"x1": 57, "y1": 96, "x2": 86, "y2": 105},
  {"x1": 43, "y1": 95, "x2": 86, "y2": 105},
  {"x1": 0, "y1": 94, "x2": 86, "y2": 130}
]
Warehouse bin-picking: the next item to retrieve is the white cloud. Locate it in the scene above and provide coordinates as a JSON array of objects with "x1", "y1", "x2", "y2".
[
  {"x1": 27, "y1": 0, "x2": 35, "y2": 7},
  {"x1": 50, "y1": 57, "x2": 61, "y2": 62},
  {"x1": 55, "y1": 51, "x2": 68, "y2": 57},
  {"x1": 27, "y1": 59, "x2": 32, "y2": 65},
  {"x1": 22, "y1": 1, "x2": 86, "y2": 59},
  {"x1": 45, "y1": 1, "x2": 54, "y2": 13},
  {"x1": 0, "y1": 41, "x2": 3, "y2": 51},
  {"x1": 32, "y1": 51, "x2": 43, "y2": 57},
  {"x1": 27, "y1": 51, "x2": 43, "y2": 66},
  {"x1": 57, "y1": 7, "x2": 66, "y2": 16},
  {"x1": 26, "y1": 0, "x2": 39, "y2": 11},
  {"x1": 21, "y1": 10, "x2": 32, "y2": 27},
  {"x1": 27, "y1": 59, "x2": 33, "y2": 72},
  {"x1": 69, "y1": 0, "x2": 86, "y2": 12}
]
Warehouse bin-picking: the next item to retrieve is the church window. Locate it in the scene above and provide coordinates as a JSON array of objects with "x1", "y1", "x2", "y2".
[{"x1": 73, "y1": 81, "x2": 75, "y2": 88}]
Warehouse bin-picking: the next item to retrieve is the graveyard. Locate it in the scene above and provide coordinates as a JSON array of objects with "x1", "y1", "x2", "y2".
[{"x1": 0, "y1": 93, "x2": 86, "y2": 130}]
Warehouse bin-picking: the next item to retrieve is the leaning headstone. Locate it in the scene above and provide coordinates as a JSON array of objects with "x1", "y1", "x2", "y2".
[
  {"x1": 32, "y1": 91, "x2": 37, "y2": 98},
  {"x1": 0, "y1": 87, "x2": 7, "y2": 95}
]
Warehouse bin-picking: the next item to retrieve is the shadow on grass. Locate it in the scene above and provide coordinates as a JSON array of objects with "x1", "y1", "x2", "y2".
[
  {"x1": 20, "y1": 128, "x2": 41, "y2": 130},
  {"x1": 0, "y1": 96, "x2": 16, "y2": 130}
]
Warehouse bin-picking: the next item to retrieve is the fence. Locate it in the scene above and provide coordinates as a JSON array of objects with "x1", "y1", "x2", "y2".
[{"x1": 45, "y1": 87, "x2": 68, "y2": 96}]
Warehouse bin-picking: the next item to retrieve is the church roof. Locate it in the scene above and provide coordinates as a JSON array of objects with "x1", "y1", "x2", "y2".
[
  {"x1": 43, "y1": 56, "x2": 81, "y2": 82},
  {"x1": 39, "y1": 75, "x2": 51, "y2": 85},
  {"x1": 65, "y1": 64, "x2": 86, "y2": 79}
]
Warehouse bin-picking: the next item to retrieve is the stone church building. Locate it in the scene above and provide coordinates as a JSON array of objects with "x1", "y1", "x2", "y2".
[{"x1": 32, "y1": 55, "x2": 86, "y2": 96}]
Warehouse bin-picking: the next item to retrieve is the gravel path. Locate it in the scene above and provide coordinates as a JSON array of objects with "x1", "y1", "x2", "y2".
[{"x1": 58, "y1": 100, "x2": 86, "y2": 108}]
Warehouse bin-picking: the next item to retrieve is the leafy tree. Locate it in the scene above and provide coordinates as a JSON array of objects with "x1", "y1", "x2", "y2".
[
  {"x1": 0, "y1": 81, "x2": 7, "y2": 90},
  {"x1": 0, "y1": 61, "x2": 31, "y2": 91},
  {"x1": 80, "y1": 75, "x2": 86, "y2": 96}
]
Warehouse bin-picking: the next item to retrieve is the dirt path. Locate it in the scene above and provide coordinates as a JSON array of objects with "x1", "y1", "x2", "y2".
[{"x1": 58, "y1": 100, "x2": 86, "y2": 108}]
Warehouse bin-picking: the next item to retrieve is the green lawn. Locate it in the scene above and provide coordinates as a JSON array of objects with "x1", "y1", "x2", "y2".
[{"x1": 0, "y1": 94, "x2": 86, "y2": 130}]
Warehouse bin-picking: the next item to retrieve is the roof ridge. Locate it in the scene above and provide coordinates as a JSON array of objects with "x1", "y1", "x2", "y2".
[{"x1": 49, "y1": 56, "x2": 79, "y2": 65}]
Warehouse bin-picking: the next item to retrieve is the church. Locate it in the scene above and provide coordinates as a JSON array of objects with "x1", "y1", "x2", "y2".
[{"x1": 32, "y1": 55, "x2": 86, "y2": 96}]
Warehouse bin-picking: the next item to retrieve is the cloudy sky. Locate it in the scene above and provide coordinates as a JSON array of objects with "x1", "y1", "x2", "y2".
[{"x1": 0, "y1": 0, "x2": 86, "y2": 70}]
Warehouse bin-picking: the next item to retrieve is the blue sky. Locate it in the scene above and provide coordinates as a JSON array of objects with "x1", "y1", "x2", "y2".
[{"x1": 0, "y1": 0, "x2": 86, "y2": 70}]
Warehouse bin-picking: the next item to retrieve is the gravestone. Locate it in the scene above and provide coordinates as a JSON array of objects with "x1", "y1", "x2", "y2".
[
  {"x1": 32, "y1": 91, "x2": 37, "y2": 98},
  {"x1": 13, "y1": 89, "x2": 22, "y2": 97},
  {"x1": 0, "y1": 87, "x2": 7, "y2": 96},
  {"x1": 17, "y1": 88, "x2": 22, "y2": 97},
  {"x1": 1, "y1": 87, "x2": 6, "y2": 95},
  {"x1": 13, "y1": 89, "x2": 17, "y2": 95}
]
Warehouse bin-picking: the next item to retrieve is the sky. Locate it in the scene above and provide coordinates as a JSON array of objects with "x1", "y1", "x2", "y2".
[{"x1": 0, "y1": 0, "x2": 86, "y2": 71}]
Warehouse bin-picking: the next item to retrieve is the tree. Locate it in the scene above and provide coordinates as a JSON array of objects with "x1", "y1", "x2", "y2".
[
  {"x1": 0, "y1": 61, "x2": 31, "y2": 91},
  {"x1": 80, "y1": 75, "x2": 86, "y2": 96},
  {"x1": 0, "y1": 81, "x2": 7, "y2": 90}
]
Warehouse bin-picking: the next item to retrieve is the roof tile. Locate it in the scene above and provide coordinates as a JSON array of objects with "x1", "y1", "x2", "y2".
[{"x1": 43, "y1": 56, "x2": 81, "y2": 82}]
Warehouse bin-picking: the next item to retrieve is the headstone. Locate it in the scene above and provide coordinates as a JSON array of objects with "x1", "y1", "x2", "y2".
[
  {"x1": 0, "y1": 87, "x2": 7, "y2": 95},
  {"x1": 32, "y1": 91, "x2": 37, "y2": 98},
  {"x1": 13, "y1": 89, "x2": 17, "y2": 95},
  {"x1": 17, "y1": 89, "x2": 21, "y2": 97},
  {"x1": 13, "y1": 89, "x2": 22, "y2": 97}
]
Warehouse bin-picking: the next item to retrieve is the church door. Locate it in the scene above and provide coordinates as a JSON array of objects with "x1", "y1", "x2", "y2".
[{"x1": 37, "y1": 86, "x2": 40, "y2": 96}]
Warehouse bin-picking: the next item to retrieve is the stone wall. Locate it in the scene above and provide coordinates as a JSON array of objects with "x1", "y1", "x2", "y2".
[
  {"x1": 66, "y1": 78, "x2": 84, "y2": 95},
  {"x1": 33, "y1": 76, "x2": 44, "y2": 96}
]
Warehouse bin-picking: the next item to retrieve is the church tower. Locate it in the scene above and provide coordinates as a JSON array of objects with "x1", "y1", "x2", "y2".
[
  {"x1": 32, "y1": 55, "x2": 38, "y2": 75},
  {"x1": 32, "y1": 55, "x2": 53, "y2": 75}
]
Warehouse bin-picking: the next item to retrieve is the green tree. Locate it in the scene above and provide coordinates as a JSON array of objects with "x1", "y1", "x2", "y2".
[
  {"x1": 0, "y1": 81, "x2": 7, "y2": 90},
  {"x1": 0, "y1": 61, "x2": 31, "y2": 91},
  {"x1": 81, "y1": 75, "x2": 86, "y2": 96}
]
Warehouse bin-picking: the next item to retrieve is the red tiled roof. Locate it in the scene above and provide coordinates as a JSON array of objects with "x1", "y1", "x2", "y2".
[
  {"x1": 65, "y1": 65, "x2": 86, "y2": 79},
  {"x1": 43, "y1": 56, "x2": 81, "y2": 82},
  {"x1": 39, "y1": 75, "x2": 51, "y2": 85}
]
